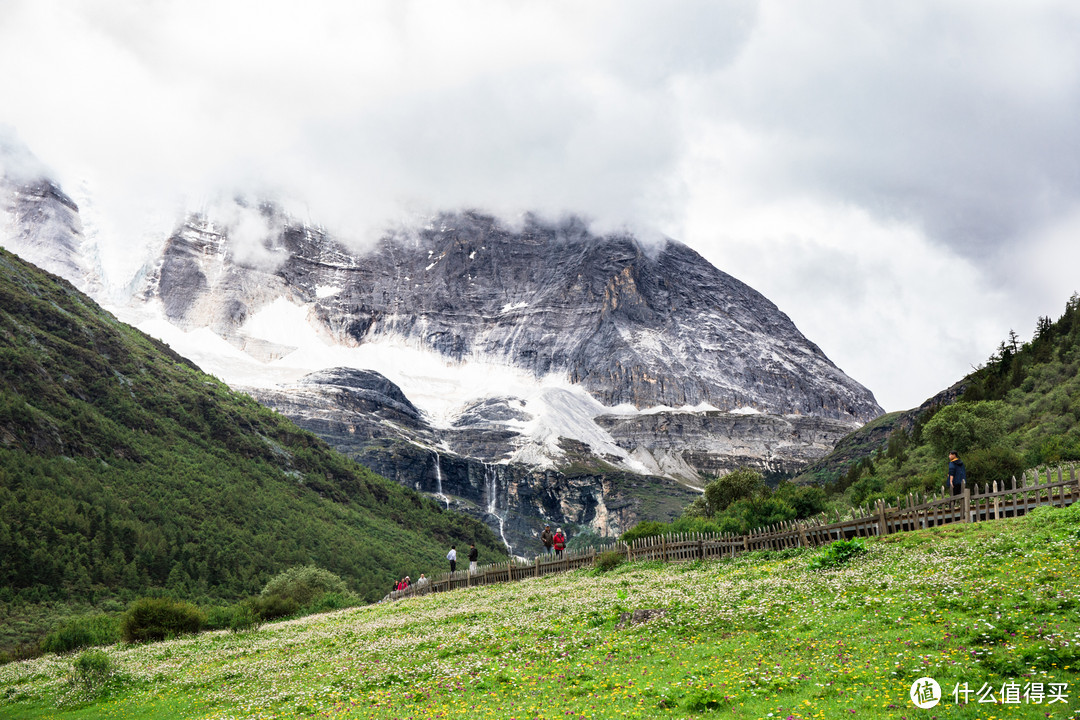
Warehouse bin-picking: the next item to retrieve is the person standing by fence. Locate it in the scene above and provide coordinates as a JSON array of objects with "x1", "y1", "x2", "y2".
[
  {"x1": 553, "y1": 527, "x2": 566, "y2": 557},
  {"x1": 541, "y1": 525, "x2": 554, "y2": 554},
  {"x1": 447, "y1": 545, "x2": 457, "y2": 572},
  {"x1": 468, "y1": 543, "x2": 479, "y2": 574},
  {"x1": 948, "y1": 451, "x2": 966, "y2": 495}
]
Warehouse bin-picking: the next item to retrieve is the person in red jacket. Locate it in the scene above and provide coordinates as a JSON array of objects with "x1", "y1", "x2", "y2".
[{"x1": 553, "y1": 528, "x2": 566, "y2": 557}]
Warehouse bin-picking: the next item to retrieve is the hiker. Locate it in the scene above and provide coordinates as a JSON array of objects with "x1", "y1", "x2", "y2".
[
  {"x1": 416, "y1": 573, "x2": 429, "y2": 593},
  {"x1": 447, "y1": 545, "x2": 457, "y2": 573},
  {"x1": 947, "y1": 451, "x2": 966, "y2": 496},
  {"x1": 540, "y1": 524, "x2": 554, "y2": 554},
  {"x1": 468, "y1": 543, "x2": 479, "y2": 574},
  {"x1": 553, "y1": 527, "x2": 566, "y2": 557}
]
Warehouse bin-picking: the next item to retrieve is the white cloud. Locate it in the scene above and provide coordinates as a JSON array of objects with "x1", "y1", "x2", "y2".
[{"x1": 2, "y1": 0, "x2": 1078, "y2": 412}]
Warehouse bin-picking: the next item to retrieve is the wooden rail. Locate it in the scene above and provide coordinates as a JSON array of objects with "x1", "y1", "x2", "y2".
[{"x1": 387, "y1": 464, "x2": 1079, "y2": 601}]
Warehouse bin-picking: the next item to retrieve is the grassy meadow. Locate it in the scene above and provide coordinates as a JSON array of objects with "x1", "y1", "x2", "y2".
[{"x1": 2, "y1": 504, "x2": 1079, "y2": 720}]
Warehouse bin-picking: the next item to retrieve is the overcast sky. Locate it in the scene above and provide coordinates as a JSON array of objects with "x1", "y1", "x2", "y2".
[{"x1": 2, "y1": 0, "x2": 1079, "y2": 412}]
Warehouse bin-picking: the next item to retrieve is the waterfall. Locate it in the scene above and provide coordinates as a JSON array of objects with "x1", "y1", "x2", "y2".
[
  {"x1": 432, "y1": 451, "x2": 449, "y2": 509},
  {"x1": 485, "y1": 462, "x2": 512, "y2": 554}
]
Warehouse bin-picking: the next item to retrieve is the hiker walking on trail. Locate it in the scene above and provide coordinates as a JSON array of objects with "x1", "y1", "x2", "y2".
[
  {"x1": 468, "y1": 543, "x2": 479, "y2": 574},
  {"x1": 447, "y1": 545, "x2": 457, "y2": 573},
  {"x1": 947, "y1": 451, "x2": 966, "y2": 496},
  {"x1": 553, "y1": 527, "x2": 566, "y2": 557},
  {"x1": 541, "y1": 524, "x2": 554, "y2": 554}
]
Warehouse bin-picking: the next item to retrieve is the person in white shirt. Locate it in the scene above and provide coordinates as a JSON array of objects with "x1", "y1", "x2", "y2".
[{"x1": 447, "y1": 546, "x2": 457, "y2": 572}]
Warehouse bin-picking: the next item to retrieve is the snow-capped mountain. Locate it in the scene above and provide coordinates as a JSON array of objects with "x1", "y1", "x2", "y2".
[
  {"x1": 1, "y1": 142, "x2": 882, "y2": 552},
  {"x1": 131, "y1": 203, "x2": 880, "y2": 471}
]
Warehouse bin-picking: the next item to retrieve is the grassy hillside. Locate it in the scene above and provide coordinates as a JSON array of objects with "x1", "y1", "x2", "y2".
[
  {"x1": 794, "y1": 293, "x2": 1080, "y2": 508},
  {"x1": 0, "y1": 248, "x2": 504, "y2": 654},
  {"x1": 1, "y1": 503, "x2": 1077, "y2": 719}
]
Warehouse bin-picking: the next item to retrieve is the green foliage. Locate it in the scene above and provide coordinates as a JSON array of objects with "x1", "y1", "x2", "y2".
[
  {"x1": 40, "y1": 615, "x2": 119, "y2": 655},
  {"x1": 963, "y1": 445, "x2": 1024, "y2": 489},
  {"x1": 694, "y1": 468, "x2": 766, "y2": 518},
  {"x1": 625, "y1": 470, "x2": 829, "y2": 540},
  {"x1": 807, "y1": 538, "x2": 867, "y2": 571},
  {"x1": 205, "y1": 604, "x2": 261, "y2": 633},
  {"x1": 593, "y1": 551, "x2": 626, "y2": 573},
  {"x1": 260, "y1": 566, "x2": 347, "y2": 608},
  {"x1": 564, "y1": 529, "x2": 607, "y2": 551},
  {"x1": 121, "y1": 597, "x2": 205, "y2": 643},
  {"x1": 0, "y1": 248, "x2": 504, "y2": 655},
  {"x1": 620, "y1": 521, "x2": 670, "y2": 543},
  {"x1": 683, "y1": 687, "x2": 726, "y2": 712},
  {"x1": 921, "y1": 400, "x2": 1010, "y2": 455},
  {"x1": 712, "y1": 496, "x2": 796, "y2": 535},
  {"x1": 70, "y1": 649, "x2": 115, "y2": 695},
  {"x1": 249, "y1": 594, "x2": 300, "y2": 621}
]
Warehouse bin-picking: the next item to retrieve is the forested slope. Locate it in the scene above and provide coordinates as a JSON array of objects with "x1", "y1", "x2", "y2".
[{"x1": 0, "y1": 248, "x2": 503, "y2": 649}]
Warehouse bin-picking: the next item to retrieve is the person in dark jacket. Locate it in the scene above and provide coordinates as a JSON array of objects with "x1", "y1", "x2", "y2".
[
  {"x1": 541, "y1": 525, "x2": 554, "y2": 554},
  {"x1": 468, "y1": 543, "x2": 479, "y2": 574},
  {"x1": 948, "y1": 451, "x2": 967, "y2": 495}
]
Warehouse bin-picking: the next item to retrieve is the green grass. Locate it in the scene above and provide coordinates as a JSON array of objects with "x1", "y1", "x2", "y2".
[{"x1": 3, "y1": 506, "x2": 1078, "y2": 719}]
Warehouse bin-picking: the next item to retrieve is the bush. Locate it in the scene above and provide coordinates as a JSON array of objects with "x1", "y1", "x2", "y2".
[
  {"x1": 700, "y1": 468, "x2": 767, "y2": 517},
  {"x1": 808, "y1": 538, "x2": 867, "y2": 571},
  {"x1": 71, "y1": 649, "x2": 115, "y2": 694},
  {"x1": 260, "y1": 565, "x2": 347, "y2": 608},
  {"x1": 249, "y1": 594, "x2": 300, "y2": 621},
  {"x1": 304, "y1": 592, "x2": 354, "y2": 614},
  {"x1": 228, "y1": 605, "x2": 261, "y2": 632},
  {"x1": 594, "y1": 551, "x2": 626, "y2": 573},
  {"x1": 205, "y1": 605, "x2": 261, "y2": 633},
  {"x1": 621, "y1": 521, "x2": 671, "y2": 543},
  {"x1": 41, "y1": 614, "x2": 120, "y2": 655},
  {"x1": 922, "y1": 401, "x2": 1010, "y2": 456},
  {"x1": 121, "y1": 597, "x2": 205, "y2": 643},
  {"x1": 964, "y1": 445, "x2": 1024, "y2": 489}
]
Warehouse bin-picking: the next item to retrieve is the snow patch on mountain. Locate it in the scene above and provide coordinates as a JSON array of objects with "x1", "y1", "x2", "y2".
[{"x1": 115, "y1": 295, "x2": 652, "y2": 472}]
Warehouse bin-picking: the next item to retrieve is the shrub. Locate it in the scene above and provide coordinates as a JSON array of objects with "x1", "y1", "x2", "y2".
[
  {"x1": 121, "y1": 597, "x2": 205, "y2": 643},
  {"x1": 621, "y1": 521, "x2": 671, "y2": 543},
  {"x1": 249, "y1": 594, "x2": 300, "y2": 620},
  {"x1": 228, "y1": 605, "x2": 261, "y2": 632},
  {"x1": 71, "y1": 649, "x2": 115, "y2": 694},
  {"x1": 808, "y1": 538, "x2": 867, "y2": 571},
  {"x1": 594, "y1": 551, "x2": 626, "y2": 573},
  {"x1": 700, "y1": 468, "x2": 767, "y2": 517},
  {"x1": 205, "y1": 605, "x2": 261, "y2": 633},
  {"x1": 921, "y1": 401, "x2": 1010, "y2": 456},
  {"x1": 964, "y1": 445, "x2": 1024, "y2": 489},
  {"x1": 305, "y1": 592, "x2": 353, "y2": 614},
  {"x1": 41, "y1": 614, "x2": 120, "y2": 655},
  {"x1": 260, "y1": 565, "x2": 347, "y2": 607}
]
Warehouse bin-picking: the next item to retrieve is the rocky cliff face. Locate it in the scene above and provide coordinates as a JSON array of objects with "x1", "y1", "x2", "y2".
[
  {"x1": 1, "y1": 156, "x2": 884, "y2": 551},
  {"x1": 243, "y1": 367, "x2": 700, "y2": 553},
  {"x1": 0, "y1": 175, "x2": 100, "y2": 296},
  {"x1": 133, "y1": 204, "x2": 881, "y2": 548},
  {"x1": 147, "y1": 208, "x2": 881, "y2": 422}
]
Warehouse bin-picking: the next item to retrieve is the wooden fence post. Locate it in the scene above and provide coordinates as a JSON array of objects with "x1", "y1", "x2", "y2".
[
  {"x1": 962, "y1": 482, "x2": 971, "y2": 523},
  {"x1": 1072, "y1": 464, "x2": 1078, "y2": 505}
]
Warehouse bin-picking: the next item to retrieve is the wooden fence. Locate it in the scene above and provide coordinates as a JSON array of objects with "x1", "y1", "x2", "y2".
[{"x1": 387, "y1": 464, "x2": 1079, "y2": 602}]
